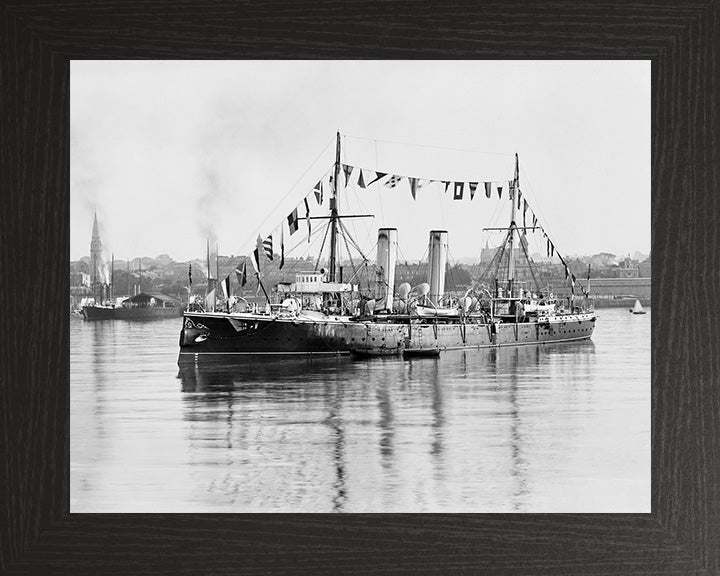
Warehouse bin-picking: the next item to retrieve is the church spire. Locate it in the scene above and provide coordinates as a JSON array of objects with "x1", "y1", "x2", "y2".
[
  {"x1": 92, "y1": 210, "x2": 100, "y2": 239},
  {"x1": 90, "y1": 211, "x2": 103, "y2": 299}
]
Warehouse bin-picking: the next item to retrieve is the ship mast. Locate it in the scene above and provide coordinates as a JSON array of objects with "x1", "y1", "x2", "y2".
[
  {"x1": 205, "y1": 237, "x2": 211, "y2": 310},
  {"x1": 507, "y1": 153, "x2": 519, "y2": 294},
  {"x1": 328, "y1": 131, "x2": 341, "y2": 282},
  {"x1": 110, "y1": 252, "x2": 114, "y2": 303}
]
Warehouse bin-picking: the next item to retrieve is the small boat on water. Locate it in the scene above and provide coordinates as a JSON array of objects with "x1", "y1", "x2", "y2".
[
  {"x1": 402, "y1": 348, "x2": 441, "y2": 358},
  {"x1": 630, "y1": 299, "x2": 646, "y2": 314},
  {"x1": 179, "y1": 132, "x2": 597, "y2": 362}
]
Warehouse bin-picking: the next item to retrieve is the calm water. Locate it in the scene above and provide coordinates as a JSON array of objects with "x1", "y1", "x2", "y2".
[{"x1": 70, "y1": 308, "x2": 650, "y2": 513}]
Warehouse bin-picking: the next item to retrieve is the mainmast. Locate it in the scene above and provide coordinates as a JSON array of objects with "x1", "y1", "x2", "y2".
[
  {"x1": 507, "y1": 153, "x2": 519, "y2": 292},
  {"x1": 205, "y1": 238, "x2": 211, "y2": 311},
  {"x1": 328, "y1": 131, "x2": 341, "y2": 282},
  {"x1": 110, "y1": 253, "x2": 114, "y2": 302}
]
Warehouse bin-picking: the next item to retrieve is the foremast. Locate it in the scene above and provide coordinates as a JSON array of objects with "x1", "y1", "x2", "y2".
[{"x1": 480, "y1": 153, "x2": 531, "y2": 302}]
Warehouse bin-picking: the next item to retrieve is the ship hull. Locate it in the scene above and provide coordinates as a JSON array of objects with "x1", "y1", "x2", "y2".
[
  {"x1": 178, "y1": 311, "x2": 596, "y2": 361},
  {"x1": 82, "y1": 305, "x2": 183, "y2": 321}
]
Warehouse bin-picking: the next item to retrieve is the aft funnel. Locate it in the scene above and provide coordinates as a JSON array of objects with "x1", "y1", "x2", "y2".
[
  {"x1": 375, "y1": 228, "x2": 398, "y2": 311},
  {"x1": 427, "y1": 230, "x2": 448, "y2": 306}
]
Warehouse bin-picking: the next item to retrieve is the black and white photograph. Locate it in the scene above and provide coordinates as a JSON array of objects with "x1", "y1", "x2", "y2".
[{"x1": 70, "y1": 60, "x2": 650, "y2": 513}]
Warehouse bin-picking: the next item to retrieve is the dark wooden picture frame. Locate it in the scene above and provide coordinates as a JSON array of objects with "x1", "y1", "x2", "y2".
[{"x1": 2, "y1": 2, "x2": 718, "y2": 574}]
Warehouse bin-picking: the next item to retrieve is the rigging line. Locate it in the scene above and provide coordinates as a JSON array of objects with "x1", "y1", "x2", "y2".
[
  {"x1": 396, "y1": 244, "x2": 414, "y2": 273},
  {"x1": 280, "y1": 237, "x2": 325, "y2": 279},
  {"x1": 372, "y1": 139, "x2": 386, "y2": 226},
  {"x1": 519, "y1": 170, "x2": 568, "y2": 269},
  {"x1": 477, "y1": 229, "x2": 511, "y2": 285},
  {"x1": 217, "y1": 255, "x2": 245, "y2": 284},
  {"x1": 344, "y1": 133, "x2": 514, "y2": 158},
  {"x1": 259, "y1": 220, "x2": 327, "y2": 283},
  {"x1": 338, "y1": 220, "x2": 375, "y2": 293},
  {"x1": 342, "y1": 245, "x2": 372, "y2": 280},
  {"x1": 476, "y1": 158, "x2": 516, "y2": 263},
  {"x1": 396, "y1": 243, "x2": 408, "y2": 265},
  {"x1": 519, "y1": 168, "x2": 553, "y2": 245},
  {"x1": 446, "y1": 244, "x2": 456, "y2": 268},
  {"x1": 480, "y1": 195, "x2": 506, "y2": 248},
  {"x1": 437, "y1": 182, "x2": 446, "y2": 232},
  {"x1": 339, "y1": 222, "x2": 360, "y2": 282},
  {"x1": 474, "y1": 196, "x2": 507, "y2": 272},
  {"x1": 313, "y1": 220, "x2": 332, "y2": 273},
  {"x1": 343, "y1": 267, "x2": 366, "y2": 288},
  {"x1": 235, "y1": 139, "x2": 334, "y2": 255},
  {"x1": 445, "y1": 246, "x2": 457, "y2": 295},
  {"x1": 283, "y1": 224, "x2": 324, "y2": 260},
  {"x1": 346, "y1": 179, "x2": 375, "y2": 258},
  {"x1": 339, "y1": 218, "x2": 371, "y2": 262},
  {"x1": 518, "y1": 233, "x2": 541, "y2": 293},
  {"x1": 413, "y1": 245, "x2": 430, "y2": 285}
]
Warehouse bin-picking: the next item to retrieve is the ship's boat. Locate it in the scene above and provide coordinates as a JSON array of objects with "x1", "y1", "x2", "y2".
[
  {"x1": 179, "y1": 133, "x2": 597, "y2": 362},
  {"x1": 522, "y1": 298, "x2": 557, "y2": 314},
  {"x1": 414, "y1": 305, "x2": 461, "y2": 318}
]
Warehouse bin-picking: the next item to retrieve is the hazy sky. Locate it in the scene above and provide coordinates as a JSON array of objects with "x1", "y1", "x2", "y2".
[{"x1": 71, "y1": 61, "x2": 650, "y2": 263}]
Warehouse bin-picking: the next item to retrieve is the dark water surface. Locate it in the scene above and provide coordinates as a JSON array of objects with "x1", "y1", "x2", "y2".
[{"x1": 71, "y1": 308, "x2": 650, "y2": 512}]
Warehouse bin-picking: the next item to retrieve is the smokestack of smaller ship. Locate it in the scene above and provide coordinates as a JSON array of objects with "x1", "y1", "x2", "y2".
[
  {"x1": 427, "y1": 230, "x2": 448, "y2": 307},
  {"x1": 375, "y1": 227, "x2": 398, "y2": 311}
]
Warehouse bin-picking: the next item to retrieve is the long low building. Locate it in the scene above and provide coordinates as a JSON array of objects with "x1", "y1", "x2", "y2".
[{"x1": 550, "y1": 277, "x2": 651, "y2": 299}]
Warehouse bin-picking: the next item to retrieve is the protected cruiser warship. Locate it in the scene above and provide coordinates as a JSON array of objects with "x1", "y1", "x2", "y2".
[{"x1": 178, "y1": 133, "x2": 596, "y2": 361}]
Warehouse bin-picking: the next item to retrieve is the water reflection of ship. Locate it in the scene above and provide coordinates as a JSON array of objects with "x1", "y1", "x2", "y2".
[
  {"x1": 178, "y1": 356, "x2": 355, "y2": 392},
  {"x1": 178, "y1": 357, "x2": 352, "y2": 510},
  {"x1": 178, "y1": 356, "x2": 444, "y2": 511},
  {"x1": 491, "y1": 339, "x2": 595, "y2": 510},
  {"x1": 177, "y1": 339, "x2": 595, "y2": 511}
]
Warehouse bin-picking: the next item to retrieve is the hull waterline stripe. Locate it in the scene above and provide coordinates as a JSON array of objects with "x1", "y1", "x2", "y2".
[
  {"x1": 178, "y1": 335, "x2": 593, "y2": 356},
  {"x1": 178, "y1": 350, "x2": 352, "y2": 356}
]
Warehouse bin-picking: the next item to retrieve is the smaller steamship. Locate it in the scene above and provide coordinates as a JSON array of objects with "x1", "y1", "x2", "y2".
[{"x1": 81, "y1": 213, "x2": 183, "y2": 321}]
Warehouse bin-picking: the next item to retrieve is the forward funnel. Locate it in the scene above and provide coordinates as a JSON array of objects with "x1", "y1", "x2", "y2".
[{"x1": 375, "y1": 228, "x2": 398, "y2": 311}]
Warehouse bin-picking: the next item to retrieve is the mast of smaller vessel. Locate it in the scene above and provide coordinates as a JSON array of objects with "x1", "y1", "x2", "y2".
[
  {"x1": 216, "y1": 243, "x2": 219, "y2": 312},
  {"x1": 205, "y1": 237, "x2": 210, "y2": 311},
  {"x1": 110, "y1": 253, "x2": 114, "y2": 302},
  {"x1": 328, "y1": 131, "x2": 341, "y2": 282},
  {"x1": 586, "y1": 263, "x2": 591, "y2": 303},
  {"x1": 507, "y1": 153, "x2": 519, "y2": 295}
]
